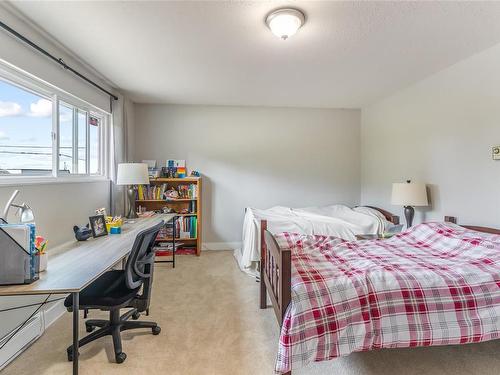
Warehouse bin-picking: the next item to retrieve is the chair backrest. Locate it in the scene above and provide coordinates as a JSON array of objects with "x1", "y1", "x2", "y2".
[{"x1": 124, "y1": 221, "x2": 164, "y2": 292}]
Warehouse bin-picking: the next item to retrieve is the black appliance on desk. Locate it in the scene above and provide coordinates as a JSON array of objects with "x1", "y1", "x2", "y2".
[{"x1": 0, "y1": 190, "x2": 38, "y2": 285}]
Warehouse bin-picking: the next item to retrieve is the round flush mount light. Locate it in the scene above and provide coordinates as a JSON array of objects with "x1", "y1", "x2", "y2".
[{"x1": 266, "y1": 8, "x2": 305, "y2": 40}]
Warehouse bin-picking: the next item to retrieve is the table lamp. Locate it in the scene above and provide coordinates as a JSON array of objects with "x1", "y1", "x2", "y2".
[
  {"x1": 1, "y1": 190, "x2": 35, "y2": 223},
  {"x1": 116, "y1": 163, "x2": 149, "y2": 219},
  {"x1": 391, "y1": 180, "x2": 428, "y2": 228}
]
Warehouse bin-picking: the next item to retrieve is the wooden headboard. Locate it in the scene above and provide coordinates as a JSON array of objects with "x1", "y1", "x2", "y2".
[
  {"x1": 444, "y1": 216, "x2": 500, "y2": 235},
  {"x1": 364, "y1": 206, "x2": 400, "y2": 225}
]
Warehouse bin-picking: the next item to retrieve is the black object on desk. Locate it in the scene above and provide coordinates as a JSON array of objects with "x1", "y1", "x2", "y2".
[{"x1": 64, "y1": 221, "x2": 164, "y2": 364}]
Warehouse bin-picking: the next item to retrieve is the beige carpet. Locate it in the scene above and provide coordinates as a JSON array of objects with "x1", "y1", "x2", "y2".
[{"x1": 3, "y1": 251, "x2": 499, "y2": 375}]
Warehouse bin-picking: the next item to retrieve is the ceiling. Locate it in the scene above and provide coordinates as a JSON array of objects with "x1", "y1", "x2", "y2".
[{"x1": 8, "y1": 1, "x2": 500, "y2": 108}]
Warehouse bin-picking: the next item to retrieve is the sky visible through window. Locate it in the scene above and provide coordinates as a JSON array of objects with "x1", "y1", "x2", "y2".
[
  {"x1": 0, "y1": 79, "x2": 52, "y2": 174},
  {"x1": 0, "y1": 79, "x2": 100, "y2": 176}
]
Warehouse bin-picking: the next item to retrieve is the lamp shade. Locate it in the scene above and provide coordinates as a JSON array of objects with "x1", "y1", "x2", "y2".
[
  {"x1": 116, "y1": 163, "x2": 149, "y2": 185},
  {"x1": 391, "y1": 182, "x2": 428, "y2": 206}
]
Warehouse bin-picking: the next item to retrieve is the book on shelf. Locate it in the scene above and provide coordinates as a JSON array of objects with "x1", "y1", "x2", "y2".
[
  {"x1": 137, "y1": 183, "x2": 167, "y2": 200},
  {"x1": 155, "y1": 216, "x2": 197, "y2": 240},
  {"x1": 176, "y1": 216, "x2": 197, "y2": 239},
  {"x1": 154, "y1": 242, "x2": 184, "y2": 250},
  {"x1": 177, "y1": 184, "x2": 198, "y2": 199},
  {"x1": 137, "y1": 183, "x2": 198, "y2": 201}
]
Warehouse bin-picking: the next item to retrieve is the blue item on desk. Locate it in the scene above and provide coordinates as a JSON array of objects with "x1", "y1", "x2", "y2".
[
  {"x1": 109, "y1": 226, "x2": 121, "y2": 234},
  {"x1": 73, "y1": 224, "x2": 92, "y2": 241},
  {"x1": 0, "y1": 223, "x2": 38, "y2": 285}
]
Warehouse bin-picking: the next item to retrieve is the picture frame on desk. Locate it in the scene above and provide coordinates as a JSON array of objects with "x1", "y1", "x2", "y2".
[{"x1": 89, "y1": 215, "x2": 108, "y2": 238}]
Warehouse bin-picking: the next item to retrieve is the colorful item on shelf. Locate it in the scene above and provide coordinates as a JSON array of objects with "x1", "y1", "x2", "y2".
[
  {"x1": 165, "y1": 159, "x2": 187, "y2": 178},
  {"x1": 165, "y1": 189, "x2": 180, "y2": 200}
]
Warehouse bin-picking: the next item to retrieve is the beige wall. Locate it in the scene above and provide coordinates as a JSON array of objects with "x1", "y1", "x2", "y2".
[
  {"x1": 134, "y1": 104, "x2": 361, "y2": 247},
  {"x1": 361, "y1": 43, "x2": 500, "y2": 227}
]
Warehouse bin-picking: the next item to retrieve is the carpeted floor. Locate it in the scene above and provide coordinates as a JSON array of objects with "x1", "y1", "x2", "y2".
[{"x1": 3, "y1": 251, "x2": 499, "y2": 375}]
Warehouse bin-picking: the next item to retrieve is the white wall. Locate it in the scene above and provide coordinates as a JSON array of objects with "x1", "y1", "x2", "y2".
[
  {"x1": 0, "y1": 181, "x2": 109, "y2": 247},
  {"x1": 0, "y1": 4, "x2": 112, "y2": 247},
  {"x1": 361, "y1": 43, "x2": 500, "y2": 227},
  {"x1": 134, "y1": 104, "x2": 361, "y2": 247},
  {"x1": 0, "y1": 3, "x2": 112, "y2": 111}
]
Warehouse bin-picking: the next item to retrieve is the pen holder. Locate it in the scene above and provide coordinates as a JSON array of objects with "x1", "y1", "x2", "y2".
[{"x1": 105, "y1": 217, "x2": 123, "y2": 233}]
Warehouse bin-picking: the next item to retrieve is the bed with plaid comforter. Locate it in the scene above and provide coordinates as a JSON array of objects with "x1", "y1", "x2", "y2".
[{"x1": 274, "y1": 222, "x2": 500, "y2": 373}]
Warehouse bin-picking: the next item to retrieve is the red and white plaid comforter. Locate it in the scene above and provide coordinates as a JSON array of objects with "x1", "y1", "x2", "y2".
[{"x1": 274, "y1": 222, "x2": 500, "y2": 373}]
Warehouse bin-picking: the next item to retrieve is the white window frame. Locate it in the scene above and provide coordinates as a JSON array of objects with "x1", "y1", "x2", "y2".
[{"x1": 0, "y1": 62, "x2": 111, "y2": 186}]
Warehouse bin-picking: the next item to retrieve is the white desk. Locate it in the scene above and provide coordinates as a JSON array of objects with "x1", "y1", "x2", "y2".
[{"x1": 0, "y1": 214, "x2": 175, "y2": 374}]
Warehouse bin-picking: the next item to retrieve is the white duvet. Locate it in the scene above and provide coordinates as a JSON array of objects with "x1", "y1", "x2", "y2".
[{"x1": 233, "y1": 205, "x2": 393, "y2": 277}]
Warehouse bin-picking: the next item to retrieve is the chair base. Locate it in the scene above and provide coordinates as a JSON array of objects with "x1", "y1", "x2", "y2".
[{"x1": 67, "y1": 308, "x2": 160, "y2": 364}]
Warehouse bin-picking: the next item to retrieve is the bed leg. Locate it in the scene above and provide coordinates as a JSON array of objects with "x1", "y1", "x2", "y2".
[
  {"x1": 260, "y1": 271, "x2": 267, "y2": 309},
  {"x1": 260, "y1": 219, "x2": 268, "y2": 309}
]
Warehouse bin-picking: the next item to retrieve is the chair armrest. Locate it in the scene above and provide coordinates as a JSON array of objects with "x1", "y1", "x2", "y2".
[{"x1": 134, "y1": 252, "x2": 155, "y2": 278}]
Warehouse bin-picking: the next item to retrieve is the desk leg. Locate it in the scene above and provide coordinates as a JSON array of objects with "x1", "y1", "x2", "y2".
[
  {"x1": 72, "y1": 292, "x2": 79, "y2": 375},
  {"x1": 172, "y1": 217, "x2": 176, "y2": 269}
]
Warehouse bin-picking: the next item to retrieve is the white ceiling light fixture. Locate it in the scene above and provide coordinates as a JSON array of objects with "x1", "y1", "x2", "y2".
[{"x1": 266, "y1": 8, "x2": 305, "y2": 40}]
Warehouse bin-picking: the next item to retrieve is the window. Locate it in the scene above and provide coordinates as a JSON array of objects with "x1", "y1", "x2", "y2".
[
  {"x1": 0, "y1": 70, "x2": 108, "y2": 180},
  {"x1": 0, "y1": 79, "x2": 53, "y2": 176}
]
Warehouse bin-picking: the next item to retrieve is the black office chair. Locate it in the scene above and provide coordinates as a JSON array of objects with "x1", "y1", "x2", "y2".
[{"x1": 64, "y1": 221, "x2": 164, "y2": 364}]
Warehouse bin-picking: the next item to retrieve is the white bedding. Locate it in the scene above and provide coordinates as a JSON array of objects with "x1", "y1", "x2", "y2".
[{"x1": 233, "y1": 204, "x2": 394, "y2": 277}]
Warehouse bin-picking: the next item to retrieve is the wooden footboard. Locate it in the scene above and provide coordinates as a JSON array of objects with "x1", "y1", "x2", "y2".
[{"x1": 259, "y1": 219, "x2": 292, "y2": 327}]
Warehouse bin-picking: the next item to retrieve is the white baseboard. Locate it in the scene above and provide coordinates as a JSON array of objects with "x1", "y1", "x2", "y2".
[
  {"x1": 43, "y1": 299, "x2": 66, "y2": 329},
  {"x1": 202, "y1": 241, "x2": 241, "y2": 251}
]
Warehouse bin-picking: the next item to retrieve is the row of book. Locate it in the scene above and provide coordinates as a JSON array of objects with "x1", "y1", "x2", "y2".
[
  {"x1": 137, "y1": 183, "x2": 167, "y2": 200},
  {"x1": 136, "y1": 183, "x2": 198, "y2": 201},
  {"x1": 178, "y1": 184, "x2": 198, "y2": 199},
  {"x1": 177, "y1": 216, "x2": 197, "y2": 239},
  {"x1": 157, "y1": 216, "x2": 198, "y2": 239}
]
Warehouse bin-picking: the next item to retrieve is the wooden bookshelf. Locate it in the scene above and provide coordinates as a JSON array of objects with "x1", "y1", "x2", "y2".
[{"x1": 137, "y1": 177, "x2": 202, "y2": 256}]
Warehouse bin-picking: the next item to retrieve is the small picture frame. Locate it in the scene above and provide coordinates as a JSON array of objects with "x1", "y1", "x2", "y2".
[{"x1": 89, "y1": 215, "x2": 108, "y2": 238}]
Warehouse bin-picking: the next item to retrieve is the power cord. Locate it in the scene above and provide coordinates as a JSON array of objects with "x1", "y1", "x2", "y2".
[{"x1": 0, "y1": 294, "x2": 65, "y2": 350}]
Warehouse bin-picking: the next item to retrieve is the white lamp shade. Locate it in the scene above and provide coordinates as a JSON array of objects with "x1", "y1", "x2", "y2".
[
  {"x1": 116, "y1": 163, "x2": 149, "y2": 185},
  {"x1": 391, "y1": 182, "x2": 428, "y2": 206}
]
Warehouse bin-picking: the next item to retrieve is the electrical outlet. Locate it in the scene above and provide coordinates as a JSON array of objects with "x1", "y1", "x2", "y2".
[{"x1": 493, "y1": 146, "x2": 500, "y2": 160}]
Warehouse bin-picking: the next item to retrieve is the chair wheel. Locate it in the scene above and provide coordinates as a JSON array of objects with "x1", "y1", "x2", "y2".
[
  {"x1": 86, "y1": 324, "x2": 95, "y2": 333},
  {"x1": 115, "y1": 352, "x2": 127, "y2": 364},
  {"x1": 152, "y1": 326, "x2": 161, "y2": 335},
  {"x1": 132, "y1": 312, "x2": 141, "y2": 320}
]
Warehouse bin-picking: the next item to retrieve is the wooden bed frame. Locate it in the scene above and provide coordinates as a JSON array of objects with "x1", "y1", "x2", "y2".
[
  {"x1": 260, "y1": 212, "x2": 499, "y2": 375},
  {"x1": 444, "y1": 216, "x2": 500, "y2": 235}
]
